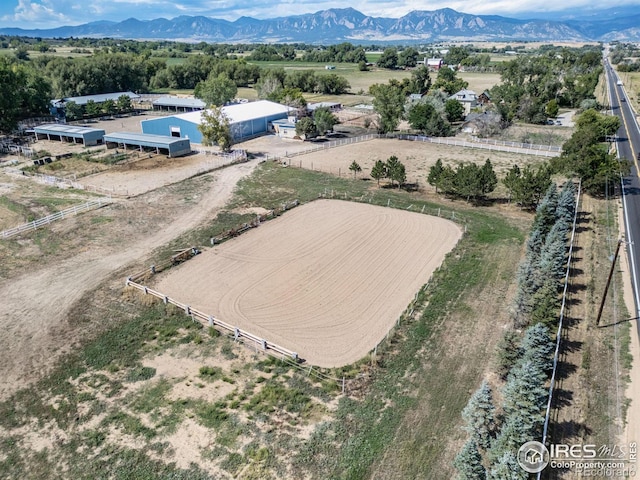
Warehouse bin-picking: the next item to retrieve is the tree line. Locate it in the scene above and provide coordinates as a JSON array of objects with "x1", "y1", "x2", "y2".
[{"x1": 455, "y1": 180, "x2": 576, "y2": 479}]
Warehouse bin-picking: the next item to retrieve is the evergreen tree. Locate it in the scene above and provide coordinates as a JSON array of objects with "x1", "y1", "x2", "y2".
[
  {"x1": 370, "y1": 160, "x2": 387, "y2": 187},
  {"x1": 512, "y1": 164, "x2": 552, "y2": 209},
  {"x1": 454, "y1": 439, "x2": 487, "y2": 480},
  {"x1": 503, "y1": 164, "x2": 521, "y2": 202},
  {"x1": 487, "y1": 450, "x2": 528, "y2": 480},
  {"x1": 349, "y1": 160, "x2": 362, "y2": 179},
  {"x1": 556, "y1": 180, "x2": 577, "y2": 224},
  {"x1": 538, "y1": 232, "x2": 567, "y2": 280},
  {"x1": 480, "y1": 159, "x2": 498, "y2": 196},
  {"x1": 454, "y1": 163, "x2": 483, "y2": 202},
  {"x1": 462, "y1": 380, "x2": 496, "y2": 449},
  {"x1": 488, "y1": 411, "x2": 537, "y2": 466},
  {"x1": 530, "y1": 277, "x2": 562, "y2": 330},
  {"x1": 428, "y1": 158, "x2": 444, "y2": 192},
  {"x1": 496, "y1": 330, "x2": 521, "y2": 380},
  {"x1": 439, "y1": 165, "x2": 457, "y2": 195},
  {"x1": 533, "y1": 183, "x2": 558, "y2": 234},
  {"x1": 520, "y1": 323, "x2": 555, "y2": 372},
  {"x1": 525, "y1": 227, "x2": 545, "y2": 263},
  {"x1": 386, "y1": 156, "x2": 406, "y2": 188},
  {"x1": 502, "y1": 361, "x2": 548, "y2": 431}
]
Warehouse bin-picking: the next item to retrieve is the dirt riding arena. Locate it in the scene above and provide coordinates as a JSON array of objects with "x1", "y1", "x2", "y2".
[{"x1": 154, "y1": 199, "x2": 462, "y2": 367}]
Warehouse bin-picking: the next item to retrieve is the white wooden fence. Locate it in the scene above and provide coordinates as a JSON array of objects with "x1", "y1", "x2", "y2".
[
  {"x1": 273, "y1": 133, "x2": 561, "y2": 161},
  {"x1": 391, "y1": 134, "x2": 562, "y2": 157},
  {"x1": 1, "y1": 198, "x2": 112, "y2": 239},
  {"x1": 125, "y1": 279, "x2": 300, "y2": 362}
]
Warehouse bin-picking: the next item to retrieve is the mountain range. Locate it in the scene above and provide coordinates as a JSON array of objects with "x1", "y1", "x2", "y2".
[{"x1": 1, "y1": 7, "x2": 639, "y2": 44}]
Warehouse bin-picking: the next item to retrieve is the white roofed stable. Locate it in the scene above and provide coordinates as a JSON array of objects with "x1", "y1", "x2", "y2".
[
  {"x1": 34, "y1": 124, "x2": 106, "y2": 146},
  {"x1": 51, "y1": 91, "x2": 140, "y2": 107},
  {"x1": 103, "y1": 132, "x2": 191, "y2": 158},
  {"x1": 140, "y1": 100, "x2": 294, "y2": 144},
  {"x1": 152, "y1": 96, "x2": 206, "y2": 112}
]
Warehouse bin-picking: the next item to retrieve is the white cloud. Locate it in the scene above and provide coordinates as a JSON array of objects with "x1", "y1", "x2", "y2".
[{"x1": 3, "y1": 0, "x2": 71, "y2": 26}]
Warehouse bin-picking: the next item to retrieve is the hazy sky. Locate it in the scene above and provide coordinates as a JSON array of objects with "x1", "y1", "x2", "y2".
[{"x1": 1, "y1": 0, "x2": 639, "y2": 29}]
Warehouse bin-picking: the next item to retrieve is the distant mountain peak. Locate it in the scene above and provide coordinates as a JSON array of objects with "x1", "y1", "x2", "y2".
[{"x1": 0, "y1": 7, "x2": 637, "y2": 43}]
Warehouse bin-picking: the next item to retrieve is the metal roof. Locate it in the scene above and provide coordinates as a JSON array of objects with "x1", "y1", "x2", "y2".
[
  {"x1": 103, "y1": 132, "x2": 189, "y2": 148},
  {"x1": 152, "y1": 96, "x2": 206, "y2": 108},
  {"x1": 51, "y1": 91, "x2": 140, "y2": 106},
  {"x1": 34, "y1": 123, "x2": 105, "y2": 135},
  {"x1": 172, "y1": 100, "x2": 293, "y2": 125},
  {"x1": 308, "y1": 102, "x2": 341, "y2": 110}
]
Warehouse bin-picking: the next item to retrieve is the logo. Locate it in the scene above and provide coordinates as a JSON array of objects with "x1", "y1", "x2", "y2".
[{"x1": 518, "y1": 441, "x2": 550, "y2": 473}]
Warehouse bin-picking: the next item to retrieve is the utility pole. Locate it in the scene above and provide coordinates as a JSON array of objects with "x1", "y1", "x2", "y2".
[{"x1": 596, "y1": 238, "x2": 623, "y2": 326}]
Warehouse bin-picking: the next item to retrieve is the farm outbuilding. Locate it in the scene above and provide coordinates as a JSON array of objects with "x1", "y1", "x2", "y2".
[
  {"x1": 34, "y1": 124, "x2": 106, "y2": 146},
  {"x1": 50, "y1": 91, "x2": 140, "y2": 118},
  {"x1": 272, "y1": 119, "x2": 298, "y2": 139},
  {"x1": 103, "y1": 132, "x2": 191, "y2": 158},
  {"x1": 140, "y1": 100, "x2": 293, "y2": 144},
  {"x1": 308, "y1": 102, "x2": 342, "y2": 112},
  {"x1": 152, "y1": 96, "x2": 206, "y2": 112}
]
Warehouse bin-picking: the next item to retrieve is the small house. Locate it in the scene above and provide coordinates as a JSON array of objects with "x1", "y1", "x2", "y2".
[{"x1": 449, "y1": 89, "x2": 478, "y2": 116}]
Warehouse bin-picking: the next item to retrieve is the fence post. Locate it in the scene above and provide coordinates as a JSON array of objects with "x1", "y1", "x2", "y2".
[{"x1": 342, "y1": 377, "x2": 345, "y2": 395}]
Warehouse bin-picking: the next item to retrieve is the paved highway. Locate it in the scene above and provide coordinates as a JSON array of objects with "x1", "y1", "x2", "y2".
[{"x1": 605, "y1": 58, "x2": 640, "y2": 329}]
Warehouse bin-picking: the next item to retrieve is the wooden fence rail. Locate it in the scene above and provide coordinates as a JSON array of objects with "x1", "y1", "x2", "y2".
[
  {"x1": 1, "y1": 198, "x2": 111, "y2": 239},
  {"x1": 125, "y1": 277, "x2": 300, "y2": 361},
  {"x1": 125, "y1": 198, "x2": 302, "y2": 362}
]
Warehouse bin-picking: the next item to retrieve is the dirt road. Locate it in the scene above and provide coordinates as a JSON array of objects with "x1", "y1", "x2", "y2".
[{"x1": 0, "y1": 160, "x2": 258, "y2": 400}]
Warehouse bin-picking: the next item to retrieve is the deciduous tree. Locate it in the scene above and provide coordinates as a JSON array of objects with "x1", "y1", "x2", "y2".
[
  {"x1": 377, "y1": 47, "x2": 398, "y2": 69},
  {"x1": 370, "y1": 83, "x2": 405, "y2": 134},
  {"x1": 195, "y1": 73, "x2": 238, "y2": 107},
  {"x1": 198, "y1": 107, "x2": 233, "y2": 152}
]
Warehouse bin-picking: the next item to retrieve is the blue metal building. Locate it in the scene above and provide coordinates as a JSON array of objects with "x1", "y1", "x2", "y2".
[{"x1": 140, "y1": 100, "x2": 293, "y2": 144}]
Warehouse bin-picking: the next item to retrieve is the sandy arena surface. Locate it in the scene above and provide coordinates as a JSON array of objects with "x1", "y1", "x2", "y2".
[
  {"x1": 79, "y1": 153, "x2": 236, "y2": 197},
  {"x1": 154, "y1": 199, "x2": 462, "y2": 367}
]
